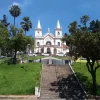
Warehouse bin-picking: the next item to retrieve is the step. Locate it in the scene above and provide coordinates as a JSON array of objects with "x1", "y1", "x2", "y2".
[
  {"x1": 38, "y1": 99, "x2": 66, "y2": 100},
  {"x1": 41, "y1": 87, "x2": 58, "y2": 89},
  {"x1": 40, "y1": 89, "x2": 57, "y2": 92},
  {"x1": 40, "y1": 91, "x2": 59, "y2": 95},
  {"x1": 40, "y1": 95, "x2": 60, "y2": 99}
]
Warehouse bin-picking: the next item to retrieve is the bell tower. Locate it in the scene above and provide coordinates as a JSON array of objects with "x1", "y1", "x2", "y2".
[
  {"x1": 35, "y1": 20, "x2": 42, "y2": 37},
  {"x1": 55, "y1": 20, "x2": 62, "y2": 37}
]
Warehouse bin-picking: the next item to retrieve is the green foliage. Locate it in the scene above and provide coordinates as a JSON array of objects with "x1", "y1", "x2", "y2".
[
  {"x1": 9, "y1": 5, "x2": 21, "y2": 17},
  {"x1": 0, "y1": 22, "x2": 9, "y2": 47},
  {"x1": 10, "y1": 25, "x2": 19, "y2": 36},
  {"x1": 11, "y1": 33, "x2": 27, "y2": 51},
  {"x1": 80, "y1": 15, "x2": 90, "y2": 27},
  {"x1": 26, "y1": 36, "x2": 34, "y2": 45},
  {"x1": 9, "y1": 5, "x2": 21, "y2": 25},
  {"x1": 0, "y1": 14, "x2": 10, "y2": 27},
  {"x1": 68, "y1": 21, "x2": 78, "y2": 34},
  {"x1": 9, "y1": 25, "x2": 34, "y2": 51},
  {"x1": 20, "y1": 17, "x2": 32, "y2": 35},
  {"x1": 89, "y1": 19, "x2": 100, "y2": 33},
  {"x1": 0, "y1": 5, "x2": 33, "y2": 59},
  {"x1": 6, "y1": 25, "x2": 34, "y2": 64}
]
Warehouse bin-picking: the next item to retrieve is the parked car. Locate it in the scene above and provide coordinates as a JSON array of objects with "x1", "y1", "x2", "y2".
[
  {"x1": 28, "y1": 53, "x2": 37, "y2": 56},
  {"x1": 17, "y1": 51, "x2": 24, "y2": 54},
  {"x1": 0, "y1": 56, "x2": 7, "y2": 59},
  {"x1": 41, "y1": 53, "x2": 50, "y2": 56},
  {"x1": 56, "y1": 52, "x2": 65, "y2": 56}
]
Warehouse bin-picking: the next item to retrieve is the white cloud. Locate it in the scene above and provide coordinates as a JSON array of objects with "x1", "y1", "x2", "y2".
[
  {"x1": 8, "y1": 0, "x2": 32, "y2": 10},
  {"x1": 12, "y1": 2, "x2": 19, "y2": 6},
  {"x1": 8, "y1": 2, "x2": 21, "y2": 10}
]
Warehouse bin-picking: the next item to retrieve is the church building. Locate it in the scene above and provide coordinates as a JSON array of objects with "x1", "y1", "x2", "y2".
[{"x1": 34, "y1": 20, "x2": 69, "y2": 55}]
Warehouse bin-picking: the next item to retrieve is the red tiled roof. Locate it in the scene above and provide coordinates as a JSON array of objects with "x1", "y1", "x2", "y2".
[{"x1": 62, "y1": 43, "x2": 69, "y2": 49}]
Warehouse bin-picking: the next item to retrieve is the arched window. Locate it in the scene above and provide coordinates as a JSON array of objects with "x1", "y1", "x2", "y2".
[
  {"x1": 58, "y1": 32, "x2": 60, "y2": 35},
  {"x1": 46, "y1": 41, "x2": 51, "y2": 45},
  {"x1": 58, "y1": 42, "x2": 60, "y2": 46},
  {"x1": 37, "y1": 42, "x2": 40, "y2": 46}
]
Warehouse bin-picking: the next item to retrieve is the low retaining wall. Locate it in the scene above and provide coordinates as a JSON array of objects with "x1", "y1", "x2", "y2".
[
  {"x1": 69, "y1": 61, "x2": 88, "y2": 97},
  {"x1": 0, "y1": 95, "x2": 37, "y2": 99}
]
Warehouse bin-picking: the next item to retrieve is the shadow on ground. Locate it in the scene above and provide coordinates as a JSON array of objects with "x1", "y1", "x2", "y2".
[{"x1": 50, "y1": 74, "x2": 87, "y2": 100}]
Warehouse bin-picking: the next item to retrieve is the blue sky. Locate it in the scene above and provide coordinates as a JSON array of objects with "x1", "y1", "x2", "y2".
[{"x1": 0, "y1": 0, "x2": 100, "y2": 37}]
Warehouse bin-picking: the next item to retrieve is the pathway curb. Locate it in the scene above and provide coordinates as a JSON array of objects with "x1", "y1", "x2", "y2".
[
  {"x1": 0, "y1": 95, "x2": 37, "y2": 100},
  {"x1": 69, "y1": 61, "x2": 88, "y2": 98}
]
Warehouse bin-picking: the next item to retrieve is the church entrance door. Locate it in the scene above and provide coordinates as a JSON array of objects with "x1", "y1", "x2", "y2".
[
  {"x1": 41, "y1": 48, "x2": 44, "y2": 53},
  {"x1": 47, "y1": 48, "x2": 51, "y2": 54}
]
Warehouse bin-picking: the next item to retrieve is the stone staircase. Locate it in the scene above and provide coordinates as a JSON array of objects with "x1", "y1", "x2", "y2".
[
  {"x1": 38, "y1": 64, "x2": 86, "y2": 100},
  {"x1": 38, "y1": 64, "x2": 71, "y2": 100}
]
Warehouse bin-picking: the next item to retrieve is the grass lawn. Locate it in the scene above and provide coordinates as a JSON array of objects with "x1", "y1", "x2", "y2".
[
  {"x1": 0, "y1": 62, "x2": 42, "y2": 95},
  {"x1": 72, "y1": 62, "x2": 100, "y2": 95}
]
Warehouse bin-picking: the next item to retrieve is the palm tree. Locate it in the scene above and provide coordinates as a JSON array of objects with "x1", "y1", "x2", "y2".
[
  {"x1": 68, "y1": 21, "x2": 78, "y2": 34},
  {"x1": 20, "y1": 17, "x2": 32, "y2": 35},
  {"x1": 80, "y1": 15, "x2": 90, "y2": 28},
  {"x1": 9, "y1": 5, "x2": 21, "y2": 26}
]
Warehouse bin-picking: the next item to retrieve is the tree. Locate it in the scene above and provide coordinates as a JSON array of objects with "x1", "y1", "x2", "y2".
[
  {"x1": 9, "y1": 5, "x2": 21, "y2": 26},
  {"x1": 20, "y1": 17, "x2": 32, "y2": 35},
  {"x1": 0, "y1": 22, "x2": 9, "y2": 57},
  {"x1": 9, "y1": 25, "x2": 34, "y2": 64},
  {"x1": 68, "y1": 21, "x2": 78, "y2": 34},
  {"x1": 65, "y1": 15, "x2": 100, "y2": 95},
  {"x1": 26, "y1": 36, "x2": 34, "y2": 53},
  {"x1": 89, "y1": 19, "x2": 100, "y2": 33},
  {"x1": 62, "y1": 33, "x2": 75, "y2": 57},
  {"x1": 71, "y1": 31, "x2": 100, "y2": 96},
  {"x1": 62, "y1": 21, "x2": 79, "y2": 57},
  {"x1": 0, "y1": 14, "x2": 10, "y2": 27},
  {"x1": 80, "y1": 15, "x2": 90, "y2": 28}
]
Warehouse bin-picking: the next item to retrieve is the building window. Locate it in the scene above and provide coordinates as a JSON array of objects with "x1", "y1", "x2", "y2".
[
  {"x1": 58, "y1": 32, "x2": 60, "y2": 35},
  {"x1": 46, "y1": 41, "x2": 51, "y2": 46},
  {"x1": 37, "y1": 42, "x2": 40, "y2": 46},
  {"x1": 58, "y1": 42, "x2": 60, "y2": 46}
]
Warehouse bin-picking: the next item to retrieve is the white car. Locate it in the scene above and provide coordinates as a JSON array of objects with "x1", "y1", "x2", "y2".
[
  {"x1": 41, "y1": 53, "x2": 50, "y2": 56},
  {"x1": 56, "y1": 52, "x2": 65, "y2": 56},
  {"x1": 0, "y1": 56, "x2": 7, "y2": 59},
  {"x1": 28, "y1": 53, "x2": 37, "y2": 56},
  {"x1": 17, "y1": 51, "x2": 23, "y2": 54}
]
